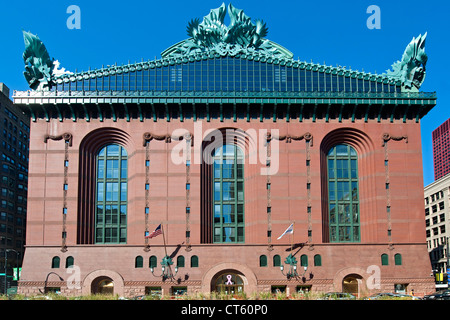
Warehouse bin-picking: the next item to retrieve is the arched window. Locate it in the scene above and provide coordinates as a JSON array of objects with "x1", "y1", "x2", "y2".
[
  {"x1": 314, "y1": 254, "x2": 322, "y2": 267},
  {"x1": 51, "y1": 256, "x2": 60, "y2": 268},
  {"x1": 300, "y1": 255, "x2": 308, "y2": 267},
  {"x1": 149, "y1": 256, "x2": 157, "y2": 268},
  {"x1": 381, "y1": 254, "x2": 389, "y2": 266},
  {"x1": 191, "y1": 255, "x2": 199, "y2": 268},
  {"x1": 95, "y1": 144, "x2": 128, "y2": 244},
  {"x1": 273, "y1": 254, "x2": 281, "y2": 267},
  {"x1": 135, "y1": 256, "x2": 143, "y2": 268},
  {"x1": 65, "y1": 256, "x2": 74, "y2": 268},
  {"x1": 212, "y1": 145, "x2": 244, "y2": 243},
  {"x1": 260, "y1": 255, "x2": 268, "y2": 267},
  {"x1": 394, "y1": 253, "x2": 402, "y2": 265},
  {"x1": 177, "y1": 256, "x2": 185, "y2": 268},
  {"x1": 327, "y1": 144, "x2": 360, "y2": 242}
]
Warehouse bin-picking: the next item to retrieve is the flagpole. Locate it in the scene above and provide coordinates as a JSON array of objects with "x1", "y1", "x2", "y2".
[
  {"x1": 161, "y1": 223, "x2": 168, "y2": 257},
  {"x1": 290, "y1": 222, "x2": 295, "y2": 253},
  {"x1": 161, "y1": 223, "x2": 176, "y2": 280}
]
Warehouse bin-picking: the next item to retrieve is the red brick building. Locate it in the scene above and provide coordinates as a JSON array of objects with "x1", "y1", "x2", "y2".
[
  {"x1": 432, "y1": 118, "x2": 450, "y2": 180},
  {"x1": 14, "y1": 5, "x2": 435, "y2": 297}
]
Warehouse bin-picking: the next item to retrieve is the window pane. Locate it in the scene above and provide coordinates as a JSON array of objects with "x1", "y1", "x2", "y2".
[
  {"x1": 97, "y1": 183, "x2": 104, "y2": 202},
  {"x1": 214, "y1": 182, "x2": 220, "y2": 201},
  {"x1": 214, "y1": 205, "x2": 221, "y2": 223},
  {"x1": 106, "y1": 160, "x2": 119, "y2": 179},
  {"x1": 121, "y1": 160, "x2": 127, "y2": 178},
  {"x1": 98, "y1": 160, "x2": 104, "y2": 178},
  {"x1": 121, "y1": 182, "x2": 127, "y2": 201},
  {"x1": 107, "y1": 145, "x2": 120, "y2": 156}
]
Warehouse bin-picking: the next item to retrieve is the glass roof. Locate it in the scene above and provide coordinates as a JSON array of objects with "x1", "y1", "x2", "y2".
[{"x1": 55, "y1": 56, "x2": 400, "y2": 94}]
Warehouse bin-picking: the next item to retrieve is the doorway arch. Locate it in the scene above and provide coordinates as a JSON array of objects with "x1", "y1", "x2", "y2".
[
  {"x1": 201, "y1": 262, "x2": 258, "y2": 294},
  {"x1": 342, "y1": 274, "x2": 363, "y2": 297},
  {"x1": 92, "y1": 276, "x2": 114, "y2": 294},
  {"x1": 213, "y1": 271, "x2": 245, "y2": 294},
  {"x1": 82, "y1": 269, "x2": 125, "y2": 296}
]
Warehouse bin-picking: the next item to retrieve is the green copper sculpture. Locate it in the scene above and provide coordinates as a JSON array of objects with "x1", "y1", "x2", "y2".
[
  {"x1": 162, "y1": 3, "x2": 293, "y2": 59},
  {"x1": 385, "y1": 33, "x2": 428, "y2": 92},
  {"x1": 22, "y1": 31, "x2": 72, "y2": 91},
  {"x1": 22, "y1": 31, "x2": 55, "y2": 90}
]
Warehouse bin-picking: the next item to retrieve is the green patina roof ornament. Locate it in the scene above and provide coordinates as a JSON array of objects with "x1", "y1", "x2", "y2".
[
  {"x1": 22, "y1": 31, "x2": 72, "y2": 91},
  {"x1": 385, "y1": 32, "x2": 428, "y2": 92},
  {"x1": 161, "y1": 3, "x2": 293, "y2": 60}
]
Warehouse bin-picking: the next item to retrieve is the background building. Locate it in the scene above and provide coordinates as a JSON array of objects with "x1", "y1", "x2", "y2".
[
  {"x1": 424, "y1": 173, "x2": 450, "y2": 289},
  {"x1": 14, "y1": 5, "x2": 435, "y2": 297},
  {"x1": 432, "y1": 118, "x2": 450, "y2": 180},
  {"x1": 0, "y1": 83, "x2": 29, "y2": 294}
]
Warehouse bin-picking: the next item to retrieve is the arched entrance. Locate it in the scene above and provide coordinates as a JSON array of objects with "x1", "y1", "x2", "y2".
[
  {"x1": 91, "y1": 276, "x2": 114, "y2": 295},
  {"x1": 214, "y1": 272, "x2": 244, "y2": 294},
  {"x1": 82, "y1": 269, "x2": 125, "y2": 296},
  {"x1": 342, "y1": 274, "x2": 362, "y2": 297},
  {"x1": 201, "y1": 262, "x2": 258, "y2": 294}
]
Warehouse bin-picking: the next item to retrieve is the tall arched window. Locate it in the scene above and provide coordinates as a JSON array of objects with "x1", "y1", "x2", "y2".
[
  {"x1": 212, "y1": 145, "x2": 244, "y2": 243},
  {"x1": 95, "y1": 144, "x2": 128, "y2": 244},
  {"x1": 327, "y1": 144, "x2": 360, "y2": 242}
]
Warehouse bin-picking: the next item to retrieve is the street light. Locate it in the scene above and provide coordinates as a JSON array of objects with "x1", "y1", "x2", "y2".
[
  {"x1": 39, "y1": 272, "x2": 64, "y2": 294},
  {"x1": 150, "y1": 255, "x2": 178, "y2": 282},
  {"x1": 3, "y1": 249, "x2": 19, "y2": 294}
]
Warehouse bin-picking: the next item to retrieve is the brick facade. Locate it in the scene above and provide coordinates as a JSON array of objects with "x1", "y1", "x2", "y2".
[{"x1": 16, "y1": 117, "x2": 434, "y2": 297}]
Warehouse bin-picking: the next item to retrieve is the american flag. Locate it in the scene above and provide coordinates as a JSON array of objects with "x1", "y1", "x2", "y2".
[{"x1": 146, "y1": 224, "x2": 162, "y2": 239}]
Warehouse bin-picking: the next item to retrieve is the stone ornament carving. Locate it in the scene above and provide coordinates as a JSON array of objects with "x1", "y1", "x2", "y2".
[
  {"x1": 381, "y1": 133, "x2": 408, "y2": 146},
  {"x1": 142, "y1": 132, "x2": 194, "y2": 146},
  {"x1": 265, "y1": 132, "x2": 313, "y2": 146},
  {"x1": 44, "y1": 132, "x2": 73, "y2": 146}
]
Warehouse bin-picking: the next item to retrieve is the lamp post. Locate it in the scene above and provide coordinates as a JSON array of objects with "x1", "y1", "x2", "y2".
[
  {"x1": 5, "y1": 249, "x2": 19, "y2": 294},
  {"x1": 150, "y1": 255, "x2": 178, "y2": 281},
  {"x1": 39, "y1": 272, "x2": 64, "y2": 294}
]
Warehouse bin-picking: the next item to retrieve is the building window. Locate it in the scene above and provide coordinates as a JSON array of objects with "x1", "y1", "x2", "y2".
[
  {"x1": 95, "y1": 144, "x2": 128, "y2": 244},
  {"x1": 51, "y1": 256, "x2": 60, "y2": 268},
  {"x1": 191, "y1": 255, "x2": 199, "y2": 268},
  {"x1": 394, "y1": 253, "x2": 402, "y2": 266},
  {"x1": 260, "y1": 255, "x2": 268, "y2": 267},
  {"x1": 135, "y1": 256, "x2": 143, "y2": 268},
  {"x1": 273, "y1": 254, "x2": 281, "y2": 267},
  {"x1": 177, "y1": 256, "x2": 185, "y2": 268},
  {"x1": 314, "y1": 254, "x2": 322, "y2": 267},
  {"x1": 65, "y1": 256, "x2": 74, "y2": 268},
  {"x1": 212, "y1": 145, "x2": 244, "y2": 243},
  {"x1": 300, "y1": 255, "x2": 308, "y2": 267},
  {"x1": 149, "y1": 256, "x2": 157, "y2": 268},
  {"x1": 327, "y1": 144, "x2": 360, "y2": 242},
  {"x1": 381, "y1": 254, "x2": 389, "y2": 266}
]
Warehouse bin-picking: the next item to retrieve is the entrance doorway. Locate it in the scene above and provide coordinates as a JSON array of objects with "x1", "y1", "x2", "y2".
[
  {"x1": 214, "y1": 272, "x2": 244, "y2": 294},
  {"x1": 342, "y1": 274, "x2": 362, "y2": 297},
  {"x1": 91, "y1": 276, "x2": 114, "y2": 295}
]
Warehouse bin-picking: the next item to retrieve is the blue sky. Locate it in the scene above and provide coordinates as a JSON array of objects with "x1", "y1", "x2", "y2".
[{"x1": 0, "y1": 0, "x2": 448, "y2": 186}]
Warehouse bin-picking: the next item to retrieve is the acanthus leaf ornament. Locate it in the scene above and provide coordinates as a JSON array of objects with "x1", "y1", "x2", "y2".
[
  {"x1": 161, "y1": 3, "x2": 293, "y2": 60},
  {"x1": 22, "y1": 31, "x2": 72, "y2": 91},
  {"x1": 385, "y1": 33, "x2": 428, "y2": 92}
]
